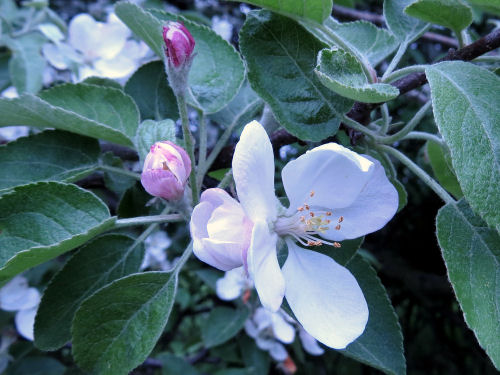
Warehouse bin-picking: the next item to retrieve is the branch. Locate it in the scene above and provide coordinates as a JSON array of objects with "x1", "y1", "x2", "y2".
[
  {"x1": 347, "y1": 28, "x2": 500, "y2": 124},
  {"x1": 332, "y1": 4, "x2": 458, "y2": 48}
]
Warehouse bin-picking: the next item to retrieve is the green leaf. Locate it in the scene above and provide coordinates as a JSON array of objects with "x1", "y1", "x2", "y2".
[
  {"x1": 72, "y1": 271, "x2": 177, "y2": 375},
  {"x1": 201, "y1": 306, "x2": 250, "y2": 348},
  {"x1": 436, "y1": 200, "x2": 500, "y2": 370},
  {"x1": 150, "y1": 9, "x2": 246, "y2": 114},
  {"x1": 0, "y1": 182, "x2": 115, "y2": 283},
  {"x1": 34, "y1": 234, "x2": 144, "y2": 351},
  {"x1": 135, "y1": 119, "x2": 176, "y2": 164},
  {"x1": 0, "y1": 52, "x2": 11, "y2": 92},
  {"x1": 82, "y1": 76, "x2": 123, "y2": 90},
  {"x1": 238, "y1": 336, "x2": 271, "y2": 375},
  {"x1": 7, "y1": 357, "x2": 66, "y2": 375},
  {"x1": 426, "y1": 61, "x2": 500, "y2": 231},
  {"x1": 0, "y1": 130, "x2": 99, "y2": 192},
  {"x1": 465, "y1": 0, "x2": 500, "y2": 15},
  {"x1": 303, "y1": 18, "x2": 399, "y2": 67},
  {"x1": 339, "y1": 255, "x2": 406, "y2": 375},
  {"x1": 226, "y1": 0, "x2": 333, "y2": 23},
  {"x1": 156, "y1": 353, "x2": 201, "y2": 375},
  {"x1": 405, "y1": 0, "x2": 473, "y2": 33},
  {"x1": 240, "y1": 10, "x2": 353, "y2": 142},
  {"x1": 0, "y1": 83, "x2": 140, "y2": 146},
  {"x1": 4, "y1": 33, "x2": 46, "y2": 94},
  {"x1": 315, "y1": 48, "x2": 399, "y2": 103},
  {"x1": 426, "y1": 140, "x2": 463, "y2": 199},
  {"x1": 115, "y1": 2, "x2": 245, "y2": 114},
  {"x1": 384, "y1": 0, "x2": 429, "y2": 44},
  {"x1": 389, "y1": 177, "x2": 408, "y2": 213},
  {"x1": 101, "y1": 152, "x2": 137, "y2": 196},
  {"x1": 209, "y1": 80, "x2": 264, "y2": 130},
  {"x1": 124, "y1": 61, "x2": 178, "y2": 121}
]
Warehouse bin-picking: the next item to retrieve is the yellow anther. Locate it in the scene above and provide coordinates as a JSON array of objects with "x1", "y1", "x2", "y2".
[{"x1": 297, "y1": 206, "x2": 304, "y2": 212}]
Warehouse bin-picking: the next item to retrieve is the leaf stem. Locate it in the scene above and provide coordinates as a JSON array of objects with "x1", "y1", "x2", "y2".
[
  {"x1": 382, "y1": 65, "x2": 427, "y2": 83},
  {"x1": 177, "y1": 94, "x2": 199, "y2": 205},
  {"x1": 379, "y1": 104, "x2": 390, "y2": 135},
  {"x1": 382, "y1": 42, "x2": 409, "y2": 81},
  {"x1": 173, "y1": 241, "x2": 193, "y2": 273},
  {"x1": 197, "y1": 109, "x2": 207, "y2": 172},
  {"x1": 99, "y1": 165, "x2": 141, "y2": 180},
  {"x1": 218, "y1": 169, "x2": 233, "y2": 189},
  {"x1": 341, "y1": 115, "x2": 381, "y2": 139},
  {"x1": 114, "y1": 214, "x2": 184, "y2": 228},
  {"x1": 377, "y1": 101, "x2": 432, "y2": 144},
  {"x1": 378, "y1": 145, "x2": 454, "y2": 204},
  {"x1": 402, "y1": 131, "x2": 444, "y2": 145}
]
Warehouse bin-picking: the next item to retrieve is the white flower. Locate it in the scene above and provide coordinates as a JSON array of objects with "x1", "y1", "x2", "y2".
[
  {"x1": 212, "y1": 16, "x2": 233, "y2": 41},
  {"x1": 244, "y1": 307, "x2": 295, "y2": 361},
  {"x1": 0, "y1": 276, "x2": 41, "y2": 341},
  {"x1": 191, "y1": 121, "x2": 398, "y2": 349},
  {"x1": 42, "y1": 13, "x2": 150, "y2": 81},
  {"x1": 215, "y1": 266, "x2": 253, "y2": 301},
  {"x1": 141, "y1": 230, "x2": 172, "y2": 271}
]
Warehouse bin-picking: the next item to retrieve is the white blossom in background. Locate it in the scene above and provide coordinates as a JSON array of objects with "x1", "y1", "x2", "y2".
[
  {"x1": 215, "y1": 266, "x2": 252, "y2": 301},
  {"x1": 0, "y1": 276, "x2": 40, "y2": 341},
  {"x1": 212, "y1": 16, "x2": 233, "y2": 41},
  {"x1": 0, "y1": 87, "x2": 30, "y2": 142},
  {"x1": 191, "y1": 121, "x2": 399, "y2": 349},
  {"x1": 42, "y1": 13, "x2": 150, "y2": 82},
  {"x1": 141, "y1": 230, "x2": 172, "y2": 271}
]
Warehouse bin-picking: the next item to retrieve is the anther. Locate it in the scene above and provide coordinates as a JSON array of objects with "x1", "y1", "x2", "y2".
[
  {"x1": 338, "y1": 216, "x2": 344, "y2": 223},
  {"x1": 162, "y1": 161, "x2": 169, "y2": 171},
  {"x1": 307, "y1": 240, "x2": 315, "y2": 246},
  {"x1": 297, "y1": 206, "x2": 304, "y2": 212},
  {"x1": 325, "y1": 219, "x2": 331, "y2": 224},
  {"x1": 326, "y1": 211, "x2": 332, "y2": 216},
  {"x1": 309, "y1": 212, "x2": 315, "y2": 217},
  {"x1": 304, "y1": 204, "x2": 310, "y2": 210},
  {"x1": 333, "y1": 242, "x2": 342, "y2": 248},
  {"x1": 335, "y1": 224, "x2": 341, "y2": 230},
  {"x1": 310, "y1": 191, "x2": 315, "y2": 197},
  {"x1": 300, "y1": 216, "x2": 305, "y2": 222}
]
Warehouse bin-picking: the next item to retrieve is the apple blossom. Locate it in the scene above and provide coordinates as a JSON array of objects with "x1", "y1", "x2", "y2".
[
  {"x1": 141, "y1": 141, "x2": 191, "y2": 201},
  {"x1": 162, "y1": 22, "x2": 196, "y2": 68},
  {"x1": 215, "y1": 267, "x2": 253, "y2": 301},
  {"x1": 191, "y1": 121, "x2": 398, "y2": 349}
]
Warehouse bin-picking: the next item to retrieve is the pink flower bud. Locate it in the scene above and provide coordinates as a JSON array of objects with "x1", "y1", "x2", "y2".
[
  {"x1": 141, "y1": 141, "x2": 191, "y2": 201},
  {"x1": 162, "y1": 21, "x2": 195, "y2": 68}
]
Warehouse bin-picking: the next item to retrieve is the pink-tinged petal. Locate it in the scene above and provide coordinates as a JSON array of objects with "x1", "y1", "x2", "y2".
[
  {"x1": 200, "y1": 238, "x2": 245, "y2": 271},
  {"x1": 162, "y1": 22, "x2": 195, "y2": 67},
  {"x1": 15, "y1": 307, "x2": 38, "y2": 341},
  {"x1": 141, "y1": 169, "x2": 184, "y2": 200},
  {"x1": 321, "y1": 156, "x2": 398, "y2": 241},
  {"x1": 282, "y1": 241, "x2": 368, "y2": 349},
  {"x1": 247, "y1": 221, "x2": 284, "y2": 312},
  {"x1": 282, "y1": 143, "x2": 374, "y2": 212},
  {"x1": 233, "y1": 121, "x2": 277, "y2": 222},
  {"x1": 191, "y1": 201, "x2": 215, "y2": 263}
]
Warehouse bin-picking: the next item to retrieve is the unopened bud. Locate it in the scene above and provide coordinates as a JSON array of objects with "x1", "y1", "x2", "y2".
[
  {"x1": 162, "y1": 21, "x2": 195, "y2": 68},
  {"x1": 141, "y1": 141, "x2": 191, "y2": 201}
]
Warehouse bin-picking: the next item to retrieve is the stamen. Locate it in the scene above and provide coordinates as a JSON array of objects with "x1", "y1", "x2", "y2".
[
  {"x1": 326, "y1": 211, "x2": 332, "y2": 216},
  {"x1": 333, "y1": 242, "x2": 342, "y2": 248},
  {"x1": 304, "y1": 204, "x2": 310, "y2": 210},
  {"x1": 310, "y1": 191, "x2": 315, "y2": 197},
  {"x1": 309, "y1": 212, "x2": 315, "y2": 217},
  {"x1": 335, "y1": 224, "x2": 341, "y2": 230},
  {"x1": 338, "y1": 216, "x2": 344, "y2": 223},
  {"x1": 162, "y1": 161, "x2": 169, "y2": 171}
]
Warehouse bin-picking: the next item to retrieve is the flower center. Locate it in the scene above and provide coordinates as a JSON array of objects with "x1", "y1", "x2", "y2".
[{"x1": 274, "y1": 191, "x2": 343, "y2": 248}]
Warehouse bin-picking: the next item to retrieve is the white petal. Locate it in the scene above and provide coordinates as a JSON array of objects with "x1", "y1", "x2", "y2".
[
  {"x1": 271, "y1": 312, "x2": 295, "y2": 344},
  {"x1": 282, "y1": 143, "x2": 374, "y2": 212},
  {"x1": 15, "y1": 306, "x2": 38, "y2": 341},
  {"x1": 94, "y1": 55, "x2": 137, "y2": 79},
  {"x1": 247, "y1": 221, "x2": 284, "y2": 312},
  {"x1": 69, "y1": 14, "x2": 100, "y2": 58},
  {"x1": 232, "y1": 121, "x2": 277, "y2": 222},
  {"x1": 321, "y1": 156, "x2": 398, "y2": 241},
  {"x1": 42, "y1": 43, "x2": 70, "y2": 70},
  {"x1": 216, "y1": 267, "x2": 246, "y2": 301},
  {"x1": 254, "y1": 307, "x2": 273, "y2": 331},
  {"x1": 282, "y1": 241, "x2": 368, "y2": 349},
  {"x1": 269, "y1": 342, "x2": 288, "y2": 361},
  {"x1": 0, "y1": 277, "x2": 40, "y2": 311},
  {"x1": 299, "y1": 329, "x2": 324, "y2": 356},
  {"x1": 38, "y1": 23, "x2": 64, "y2": 43},
  {"x1": 244, "y1": 319, "x2": 259, "y2": 338},
  {"x1": 200, "y1": 238, "x2": 245, "y2": 271},
  {"x1": 0, "y1": 87, "x2": 19, "y2": 99}
]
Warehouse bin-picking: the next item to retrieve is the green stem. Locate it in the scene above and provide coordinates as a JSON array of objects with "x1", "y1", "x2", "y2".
[
  {"x1": 382, "y1": 42, "x2": 409, "y2": 81},
  {"x1": 197, "y1": 109, "x2": 207, "y2": 171},
  {"x1": 341, "y1": 115, "x2": 381, "y2": 139},
  {"x1": 377, "y1": 101, "x2": 432, "y2": 144},
  {"x1": 379, "y1": 104, "x2": 390, "y2": 135},
  {"x1": 177, "y1": 95, "x2": 199, "y2": 205},
  {"x1": 379, "y1": 145, "x2": 454, "y2": 204},
  {"x1": 402, "y1": 131, "x2": 444, "y2": 145},
  {"x1": 382, "y1": 65, "x2": 427, "y2": 83},
  {"x1": 99, "y1": 165, "x2": 141, "y2": 180},
  {"x1": 114, "y1": 214, "x2": 184, "y2": 228},
  {"x1": 127, "y1": 207, "x2": 172, "y2": 254},
  {"x1": 456, "y1": 30, "x2": 466, "y2": 49},
  {"x1": 173, "y1": 241, "x2": 193, "y2": 273},
  {"x1": 473, "y1": 55, "x2": 500, "y2": 63}
]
